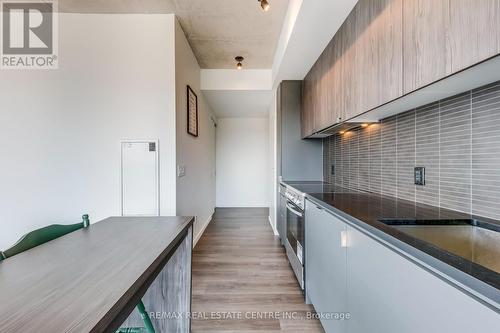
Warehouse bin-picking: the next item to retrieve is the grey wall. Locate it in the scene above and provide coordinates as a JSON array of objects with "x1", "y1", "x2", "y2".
[
  {"x1": 324, "y1": 80, "x2": 500, "y2": 221},
  {"x1": 280, "y1": 81, "x2": 323, "y2": 181},
  {"x1": 175, "y1": 19, "x2": 217, "y2": 245}
]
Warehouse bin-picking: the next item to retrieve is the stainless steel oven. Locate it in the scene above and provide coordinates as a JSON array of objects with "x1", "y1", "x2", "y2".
[
  {"x1": 284, "y1": 186, "x2": 305, "y2": 290},
  {"x1": 286, "y1": 200, "x2": 304, "y2": 263}
]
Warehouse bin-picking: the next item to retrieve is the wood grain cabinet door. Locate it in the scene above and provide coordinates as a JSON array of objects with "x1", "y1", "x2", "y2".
[
  {"x1": 329, "y1": 34, "x2": 344, "y2": 127},
  {"x1": 403, "y1": 0, "x2": 500, "y2": 94},
  {"x1": 341, "y1": 6, "x2": 360, "y2": 121},
  {"x1": 314, "y1": 33, "x2": 344, "y2": 132},
  {"x1": 403, "y1": 0, "x2": 452, "y2": 93},
  {"x1": 301, "y1": 0, "x2": 500, "y2": 134},
  {"x1": 355, "y1": 0, "x2": 403, "y2": 116},
  {"x1": 303, "y1": 33, "x2": 345, "y2": 135},
  {"x1": 314, "y1": 48, "x2": 328, "y2": 133},
  {"x1": 448, "y1": 0, "x2": 500, "y2": 73}
]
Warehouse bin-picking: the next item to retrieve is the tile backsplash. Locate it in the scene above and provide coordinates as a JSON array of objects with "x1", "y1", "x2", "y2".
[{"x1": 323, "y1": 80, "x2": 500, "y2": 221}]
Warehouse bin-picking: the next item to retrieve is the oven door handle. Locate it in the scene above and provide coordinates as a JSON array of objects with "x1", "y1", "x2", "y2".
[{"x1": 286, "y1": 202, "x2": 303, "y2": 218}]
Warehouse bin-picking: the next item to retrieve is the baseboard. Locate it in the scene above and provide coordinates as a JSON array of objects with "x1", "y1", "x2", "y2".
[
  {"x1": 193, "y1": 211, "x2": 214, "y2": 247},
  {"x1": 268, "y1": 215, "x2": 279, "y2": 236}
]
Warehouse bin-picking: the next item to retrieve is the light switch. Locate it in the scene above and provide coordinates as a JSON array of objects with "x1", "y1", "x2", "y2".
[{"x1": 177, "y1": 165, "x2": 186, "y2": 177}]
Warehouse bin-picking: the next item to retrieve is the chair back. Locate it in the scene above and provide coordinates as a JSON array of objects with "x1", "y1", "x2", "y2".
[{"x1": 0, "y1": 214, "x2": 90, "y2": 261}]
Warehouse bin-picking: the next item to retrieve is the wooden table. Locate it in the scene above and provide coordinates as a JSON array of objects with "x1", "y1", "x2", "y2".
[{"x1": 0, "y1": 216, "x2": 194, "y2": 333}]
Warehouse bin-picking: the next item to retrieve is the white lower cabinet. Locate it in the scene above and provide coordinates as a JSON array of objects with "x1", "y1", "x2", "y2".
[
  {"x1": 347, "y1": 225, "x2": 500, "y2": 333},
  {"x1": 305, "y1": 201, "x2": 348, "y2": 333},
  {"x1": 305, "y1": 200, "x2": 500, "y2": 333}
]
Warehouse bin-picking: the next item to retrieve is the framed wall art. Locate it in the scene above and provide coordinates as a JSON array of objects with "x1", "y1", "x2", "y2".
[{"x1": 187, "y1": 85, "x2": 198, "y2": 137}]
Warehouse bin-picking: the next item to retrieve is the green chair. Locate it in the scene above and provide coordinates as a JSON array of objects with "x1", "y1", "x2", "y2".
[
  {"x1": 0, "y1": 215, "x2": 155, "y2": 333},
  {"x1": 116, "y1": 300, "x2": 156, "y2": 333},
  {"x1": 0, "y1": 214, "x2": 91, "y2": 261}
]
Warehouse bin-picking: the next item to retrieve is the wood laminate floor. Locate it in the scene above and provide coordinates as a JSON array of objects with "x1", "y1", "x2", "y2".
[{"x1": 192, "y1": 208, "x2": 324, "y2": 332}]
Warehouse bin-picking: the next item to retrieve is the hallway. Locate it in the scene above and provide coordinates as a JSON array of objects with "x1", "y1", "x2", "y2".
[{"x1": 191, "y1": 208, "x2": 324, "y2": 332}]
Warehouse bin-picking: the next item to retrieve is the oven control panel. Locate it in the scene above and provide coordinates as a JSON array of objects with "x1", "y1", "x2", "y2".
[{"x1": 284, "y1": 188, "x2": 305, "y2": 210}]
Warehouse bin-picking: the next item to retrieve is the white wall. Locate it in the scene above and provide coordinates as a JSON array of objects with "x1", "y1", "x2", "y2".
[
  {"x1": 216, "y1": 118, "x2": 270, "y2": 207},
  {"x1": 202, "y1": 90, "x2": 273, "y2": 118},
  {"x1": 268, "y1": 89, "x2": 278, "y2": 234},
  {"x1": 0, "y1": 14, "x2": 177, "y2": 249},
  {"x1": 174, "y1": 20, "x2": 217, "y2": 244}
]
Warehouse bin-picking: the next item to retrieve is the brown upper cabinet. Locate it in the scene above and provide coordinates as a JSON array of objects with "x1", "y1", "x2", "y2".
[
  {"x1": 301, "y1": 0, "x2": 500, "y2": 138},
  {"x1": 402, "y1": 0, "x2": 450, "y2": 92},
  {"x1": 315, "y1": 45, "x2": 329, "y2": 133},
  {"x1": 341, "y1": 7, "x2": 359, "y2": 125},
  {"x1": 449, "y1": 0, "x2": 500, "y2": 73},
  {"x1": 353, "y1": 0, "x2": 403, "y2": 117},
  {"x1": 314, "y1": 33, "x2": 344, "y2": 133},
  {"x1": 403, "y1": 0, "x2": 500, "y2": 93},
  {"x1": 303, "y1": 0, "x2": 404, "y2": 137}
]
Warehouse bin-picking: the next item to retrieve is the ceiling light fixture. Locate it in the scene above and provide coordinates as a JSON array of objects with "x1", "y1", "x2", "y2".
[
  {"x1": 235, "y1": 56, "x2": 244, "y2": 70},
  {"x1": 258, "y1": 0, "x2": 270, "y2": 11}
]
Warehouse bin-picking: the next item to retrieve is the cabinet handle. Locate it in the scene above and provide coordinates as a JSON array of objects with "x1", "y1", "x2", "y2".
[
  {"x1": 286, "y1": 203, "x2": 303, "y2": 217},
  {"x1": 341, "y1": 230, "x2": 348, "y2": 248}
]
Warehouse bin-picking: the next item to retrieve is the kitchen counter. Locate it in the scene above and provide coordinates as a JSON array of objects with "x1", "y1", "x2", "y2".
[
  {"x1": 281, "y1": 181, "x2": 345, "y2": 194},
  {"x1": 282, "y1": 181, "x2": 500, "y2": 310}
]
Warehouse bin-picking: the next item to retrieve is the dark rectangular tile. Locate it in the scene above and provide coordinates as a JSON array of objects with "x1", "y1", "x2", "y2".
[
  {"x1": 369, "y1": 123, "x2": 382, "y2": 194},
  {"x1": 397, "y1": 110, "x2": 416, "y2": 202},
  {"x1": 348, "y1": 130, "x2": 359, "y2": 190},
  {"x1": 381, "y1": 116, "x2": 398, "y2": 197},
  {"x1": 472, "y1": 81, "x2": 500, "y2": 220},
  {"x1": 322, "y1": 80, "x2": 500, "y2": 221},
  {"x1": 439, "y1": 92, "x2": 471, "y2": 214},
  {"x1": 334, "y1": 134, "x2": 343, "y2": 187},
  {"x1": 416, "y1": 102, "x2": 440, "y2": 206},
  {"x1": 341, "y1": 132, "x2": 350, "y2": 188},
  {"x1": 359, "y1": 127, "x2": 370, "y2": 192}
]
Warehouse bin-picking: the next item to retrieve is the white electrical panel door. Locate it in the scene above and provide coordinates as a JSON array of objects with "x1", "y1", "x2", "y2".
[{"x1": 121, "y1": 141, "x2": 159, "y2": 216}]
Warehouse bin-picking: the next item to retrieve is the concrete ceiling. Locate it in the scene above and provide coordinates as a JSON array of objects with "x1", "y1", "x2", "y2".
[{"x1": 58, "y1": 0, "x2": 289, "y2": 69}]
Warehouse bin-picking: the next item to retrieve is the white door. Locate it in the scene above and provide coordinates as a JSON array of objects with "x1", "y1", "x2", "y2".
[{"x1": 121, "y1": 140, "x2": 159, "y2": 216}]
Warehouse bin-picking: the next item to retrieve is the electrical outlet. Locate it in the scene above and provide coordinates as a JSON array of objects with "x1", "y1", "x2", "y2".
[{"x1": 414, "y1": 167, "x2": 425, "y2": 185}]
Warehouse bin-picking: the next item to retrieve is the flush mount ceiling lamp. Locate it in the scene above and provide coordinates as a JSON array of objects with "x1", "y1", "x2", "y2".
[
  {"x1": 235, "y1": 56, "x2": 244, "y2": 70},
  {"x1": 258, "y1": 0, "x2": 270, "y2": 11}
]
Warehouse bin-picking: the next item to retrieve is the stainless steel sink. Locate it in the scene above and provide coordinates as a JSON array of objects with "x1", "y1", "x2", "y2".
[{"x1": 379, "y1": 219, "x2": 500, "y2": 274}]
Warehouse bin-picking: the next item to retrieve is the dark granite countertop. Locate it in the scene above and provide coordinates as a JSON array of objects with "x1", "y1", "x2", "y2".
[
  {"x1": 280, "y1": 181, "x2": 350, "y2": 194},
  {"x1": 281, "y1": 181, "x2": 500, "y2": 309}
]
